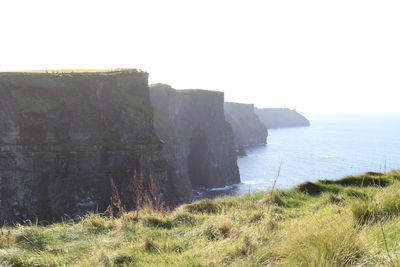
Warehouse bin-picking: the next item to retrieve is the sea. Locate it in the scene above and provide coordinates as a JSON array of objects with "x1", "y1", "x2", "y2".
[{"x1": 194, "y1": 113, "x2": 400, "y2": 199}]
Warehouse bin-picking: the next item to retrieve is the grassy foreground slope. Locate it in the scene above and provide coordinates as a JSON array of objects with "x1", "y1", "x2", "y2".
[{"x1": 1, "y1": 170, "x2": 400, "y2": 267}]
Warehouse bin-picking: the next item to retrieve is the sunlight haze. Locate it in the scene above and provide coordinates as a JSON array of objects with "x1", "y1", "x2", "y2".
[{"x1": 1, "y1": 0, "x2": 399, "y2": 112}]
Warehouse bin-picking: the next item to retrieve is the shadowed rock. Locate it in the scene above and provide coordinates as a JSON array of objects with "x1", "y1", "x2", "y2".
[
  {"x1": 149, "y1": 84, "x2": 240, "y2": 205},
  {"x1": 224, "y1": 102, "x2": 268, "y2": 149},
  {"x1": 0, "y1": 70, "x2": 166, "y2": 223}
]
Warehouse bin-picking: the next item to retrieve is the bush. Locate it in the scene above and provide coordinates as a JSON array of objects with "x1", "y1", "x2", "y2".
[
  {"x1": 143, "y1": 217, "x2": 173, "y2": 229},
  {"x1": 284, "y1": 215, "x2": 365, "y2": 266},
  {"x1": 113, "y1": 253, "x2": 136, "y2": 266},
  {"x1": 365, "y1": 171, "x2": 382, "y2": 176},
  {"x1": 386, "y1": 170, "x2": 400, "y2": 181},
  {"x1": 248, "y1": 212, "x2": 264, "y2": 223},
  {"x1": 0, "y1": 255, "x2": 33, "y2": 267},
  {"x1": 351, "y1": 200, "x2": 376, "y2": 225},
  {"x1": 215, "y1": 219, "x2": 233, "y2": 237},
  {"x1": 15, "y1": 227, "x2": 52, "y2": 251},
  {"x1": 343, "y1": 189, "x2": 370, "y2": 199},
  {"x1": 0, "y1": 229, "x2": 14, "y2": 248},
  {"x1": 319, "y1": 175, "x2": 390, "y2": 187},
  {"x1": 171, "y1": 212, "x2": 196, "y2": 226},
  {"x1": 351, "y1": 186, "x2": 400, "y2": 225},
  {"x1": 325, "y1": 193, "x2": 344, "y2": 205},
  {"x1": 198, "y1": 218, "x2": 233, "y2": 240},
  {"x1": 163, "y1": 240, "x2": 187, "y2": 253},
  {"x1": 262, "y1": 191, "x2": 286, "y2": 206},
  {"x1": 198, "y1": 223, "x2": 218, "y2": 240},
  {"x1": 237, "y1": 235, "x2": 254, "y2": 256},
  {"x1": 81, "y1": 214, "x2": 115, "y2": 234},
  {"x1": 296, "y1": 182, "x2": 338, "y2": 195},
  {"x1": 184, "y1": 199, "x2": 220, "y2": 214},
  {"x1": 143, "y1": 239, "x2": 158, "y2": 253},
  {"x1": 120, "y1": 211, "x2": 139, "y2": 222},
  {"x1": 337, "y1": 175, "x2": 390, "y2": 187}
]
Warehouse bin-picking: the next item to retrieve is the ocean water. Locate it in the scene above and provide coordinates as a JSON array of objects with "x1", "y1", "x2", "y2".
[{"x1": 195, "y1": 113, "x2": 400, "y2": 198}]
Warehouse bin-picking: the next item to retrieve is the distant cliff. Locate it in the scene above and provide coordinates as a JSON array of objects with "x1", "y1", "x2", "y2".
[
  {"x1": 149, "y1": 84, "x2": 240, "y2": 204},
  {"x1": 224, "y1": 102, "x2": 268, "y2": 148},
  {"x1": 0, "y1": 70, "x2": 166, "y2": 223},
  {"x1": 255, "y1": 108, "x2": 310, "y2": 128}
]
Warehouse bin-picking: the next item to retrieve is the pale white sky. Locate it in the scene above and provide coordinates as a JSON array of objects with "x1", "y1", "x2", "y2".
[{"x1": 1, "y1": 0, "x2": 399, "y2": 112}]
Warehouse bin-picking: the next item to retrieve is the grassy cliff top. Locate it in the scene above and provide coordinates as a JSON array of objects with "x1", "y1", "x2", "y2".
[
  {"x1": 177, "y1": 89, "x2": 224, "y2": 95},
  {"x1": 1, "y1": 170, "x2": 399, "y2": 266},
  {"x1": 150, "y1": 84, "x2": 224, "y2": 95},
  {"x1": 224, "y1": 102, "x2": 254, "y2": 107},
  {"x1": 0, "y1": 68, "x2": 146, "y2": 75}
]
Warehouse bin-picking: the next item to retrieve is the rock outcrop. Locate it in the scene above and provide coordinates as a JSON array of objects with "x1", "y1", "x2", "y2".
[
  {"x1": 0, "y1": 70, "x2": 166, "y2": 223},
  {"x1": 224, "y1": 102, "x2": 268, "y2": 149},
  {"x1": 149, "y1": 84, "x2": 240, "y2": 204},
  {"x1": 255, "y1": 108, "x2": 310, "y2": 128}
]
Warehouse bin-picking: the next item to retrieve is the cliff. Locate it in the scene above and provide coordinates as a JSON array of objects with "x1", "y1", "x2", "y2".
[
  {"x1": 255, "y1": 108, "x2": 310, "y2": 128},
  {"x1": 149, "y1": 84, "x2": 240, "y2": 204},
  {"x1": 0, "y1": 70, "x2": 166, "y2": 223},
  {"x1": 224, "y1": 102, "x2": 268, "y2": 148}
]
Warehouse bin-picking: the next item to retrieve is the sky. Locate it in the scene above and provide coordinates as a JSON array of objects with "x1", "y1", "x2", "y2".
[{"x1": 1, "y1": 0, "x2": 399, "y2": 113}]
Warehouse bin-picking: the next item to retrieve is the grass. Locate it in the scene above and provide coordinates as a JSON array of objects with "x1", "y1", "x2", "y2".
[
  {"x1": 0, "y1": 170, "x2": 400, "y2": 266},
  {"x1": 350, "y1": 183, "x2": 400, "y2": 225}
]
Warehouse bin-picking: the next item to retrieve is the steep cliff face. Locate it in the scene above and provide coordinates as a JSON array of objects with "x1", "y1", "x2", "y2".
[
  {"x1": 0, "y1": 70, "x2": 166, "y2": 223},
  {"x1": 149, "y1": 84, "x2": 240, "y2": 204},
  {"x1": 255, "y1": 108, "x2": 310, "y2": 129},
  {"x1": 224, "y1": 102, "x2": 268, "y2": 148}
]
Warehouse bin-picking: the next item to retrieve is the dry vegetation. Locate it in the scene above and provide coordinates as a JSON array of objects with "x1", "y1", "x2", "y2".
[{"x1": 0, "y1": 170, "x2": 400, "y2": 266}]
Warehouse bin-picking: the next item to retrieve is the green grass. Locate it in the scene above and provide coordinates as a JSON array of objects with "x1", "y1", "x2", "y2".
[{"x1": 0, "y1": 170, "x2": 400, "y2": 266}]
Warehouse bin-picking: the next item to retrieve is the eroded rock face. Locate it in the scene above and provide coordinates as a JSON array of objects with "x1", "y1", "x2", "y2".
[
  {"x1": 149, "y1": 84, "x2": 240, "y2": 204},
  {"x1": 255, "y1": 108, "x2": 310, "y2": 128},
  {"x1": 0, "y1": 70, "x2": 166, "y2": 223},
  {"x1": 224, "y1": 102, "x2": 268, "y2": 148}
]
